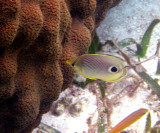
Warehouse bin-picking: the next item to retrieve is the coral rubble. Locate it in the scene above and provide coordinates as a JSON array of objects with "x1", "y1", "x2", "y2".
[{"x1": 0, "y1": 0, "x2": 122, "y2": 132}]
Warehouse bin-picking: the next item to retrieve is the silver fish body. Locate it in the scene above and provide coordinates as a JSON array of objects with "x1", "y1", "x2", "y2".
[{"x1": 67, "y1": 54, "x2": 127, "y2": 82}]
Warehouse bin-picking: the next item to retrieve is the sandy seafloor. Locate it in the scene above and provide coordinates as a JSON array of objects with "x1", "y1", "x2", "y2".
[{"x1": 33, "y1": 0, "x2": 160, "y2": 133}]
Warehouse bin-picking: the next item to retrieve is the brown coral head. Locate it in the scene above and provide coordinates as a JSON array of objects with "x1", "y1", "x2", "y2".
[{"x1": 0, "y1": 0, "x2": 122, "y2": 132}]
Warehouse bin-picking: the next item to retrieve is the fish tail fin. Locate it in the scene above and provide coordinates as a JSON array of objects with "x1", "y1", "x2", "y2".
[
  {"x1": 66, "y1": 60, "x2": 72, "y2": 66},
  {"x1": 66, "y1": 57, "x2": 77, "y2": 67}
]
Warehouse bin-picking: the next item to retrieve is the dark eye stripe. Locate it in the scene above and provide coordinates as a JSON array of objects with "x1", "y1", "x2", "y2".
[
  {"x1": 110, "y1": 66, "x2": 118, "y2": 72},
  {"x1": 108, "y1": 66, "x2": 119, "y2": 73}
]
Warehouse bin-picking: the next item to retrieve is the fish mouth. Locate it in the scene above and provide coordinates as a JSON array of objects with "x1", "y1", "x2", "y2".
[{"x1": 117, "y1": 68, "x2": 128, "y2": 81}]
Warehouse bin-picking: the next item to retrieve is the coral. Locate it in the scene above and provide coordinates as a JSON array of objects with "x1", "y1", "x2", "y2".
[
  {"x1": 95, "y1": 0, "x2": 123, "y2": 27},
  {"x1": 0, "y1": 0, "x2": 122, "y2": 132}
]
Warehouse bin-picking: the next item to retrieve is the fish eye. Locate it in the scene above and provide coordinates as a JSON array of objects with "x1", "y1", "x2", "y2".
[{"x1": 109, "y1": 66, "x2": 118, "y2": 73}]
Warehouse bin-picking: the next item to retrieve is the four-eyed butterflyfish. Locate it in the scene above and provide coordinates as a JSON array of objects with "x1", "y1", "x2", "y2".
[{"x1": 66, "y1": 54, "x2": 127, "y2": 82}]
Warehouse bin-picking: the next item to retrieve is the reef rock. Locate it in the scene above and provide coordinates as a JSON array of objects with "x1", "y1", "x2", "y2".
[{"x1": 0, "y1": 0, "x2": 122, "y2": 132}]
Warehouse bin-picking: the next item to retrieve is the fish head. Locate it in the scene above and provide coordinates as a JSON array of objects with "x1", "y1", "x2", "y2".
[
  {"x1": 100, "y1": 56, "x2": 128, "y2": 82},
  {"x1": 102, "y1": 65, "x2": 127, "y2": 82}
]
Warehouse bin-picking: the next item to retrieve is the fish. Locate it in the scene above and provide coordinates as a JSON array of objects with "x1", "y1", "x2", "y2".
[
  {"x1": 66, "y1": 54, "x2": 127, "y2": 82},
  {"x1": 108, "y1": 108, "x2": 149, "y2": 133}
]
